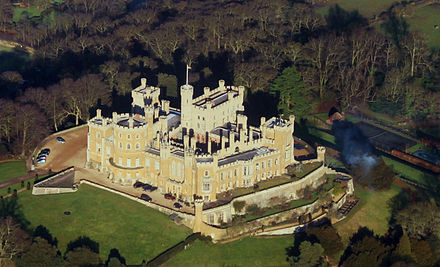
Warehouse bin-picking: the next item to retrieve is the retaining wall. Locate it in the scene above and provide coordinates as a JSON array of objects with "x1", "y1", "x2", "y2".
[{"x1": 202, "y1": 165, "x2": 328, "y2": 225}]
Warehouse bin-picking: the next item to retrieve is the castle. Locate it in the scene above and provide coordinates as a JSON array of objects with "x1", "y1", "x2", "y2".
[{"x1": 86, "y1": 78, "x2": 303, "y2": 203}]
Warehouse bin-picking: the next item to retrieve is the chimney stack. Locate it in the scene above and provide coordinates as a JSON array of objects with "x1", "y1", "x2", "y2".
[{"x1": 141, "y1": 78, "x2": 147, "y2": 88}]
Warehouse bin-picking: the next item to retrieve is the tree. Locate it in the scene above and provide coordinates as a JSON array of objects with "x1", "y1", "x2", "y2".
[
  {"x1": 370, "y1": 158, "x2": 395, "y2": 191},
  {"x1": 16, "y1": 237, "x2": 64, "y2": 267},
  {"x1": 0, "y1": 217, "x2": 31, "y2": 265},
  {"x1": 394, "y1": 231, "x2": 411, "y2": 258},
  {"x1": 289, "y1": 241, "x2": 325, "y2": 267},
  {"x1": 341, "y1": 235, "x2": 389, "y2": 267},
  {"x1": 302, "y1": 34, "x2": 345, "y2": 101},
  {"x1": 270, "y1": 67, "x2": 312, "y2": 119},
  {"x1": 395, "y1": 202, "x2": 440, "y2": 240},
  {"x1": 410, "y1": 238, "x2": 434, "y2": 267},
  {"x1": 65, "y1": 247, "x2": 101, "y2": 267},
  {"x1": 0, "y1": 0, "x2": 13, "y2": 32},
  {"x1": 306, "y1": 225, "x2": 343, "y2": 259}
]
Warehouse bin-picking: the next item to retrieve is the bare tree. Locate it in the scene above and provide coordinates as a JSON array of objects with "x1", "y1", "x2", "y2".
[{"x1": 0, "y1": 217, "x2": 29, "y2": 265}]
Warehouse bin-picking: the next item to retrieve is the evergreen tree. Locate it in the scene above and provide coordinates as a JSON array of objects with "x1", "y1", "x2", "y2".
[
  {"x1": 289, "y1": 241, "x2": 325, "y2": 267},
  {"x1": 270, "y1": 67, "x2": 312, "y2": 119}
]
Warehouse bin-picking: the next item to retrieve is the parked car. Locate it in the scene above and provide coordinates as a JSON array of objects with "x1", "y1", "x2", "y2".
[
  {"x1": 173, "y1": 202, "x2": 183, "y2": 209},
  {"x1": 36, "y1": 158, "x2": 46, "y2": 164},
  {"x1": 142, "y1": 184, "x2": 152, "y2": 191},
  {"x1": 149, "y1": 186, "x2": 158, "y2": 192},
  {"x1": 40, "y1": 148, "x2": 50, "y2": 155},
  {"x1": 140, "y1": 194, "x2": 152, "y2": 202},
  {"x1": 56, "y1": 137, "x2": 66, "y2": 143},
  {"x1": 133, "y1": 181, "x2": 144, "y2": 188},
  {"x1": 184, "y1": 201, "x2": 190, "y2": 207},
  {"x1": 37, "y1": 155, "x2": 47, "y2": 160},
  {"x1": 164, "y1": 194, "x2": 176, "y2": 201}
]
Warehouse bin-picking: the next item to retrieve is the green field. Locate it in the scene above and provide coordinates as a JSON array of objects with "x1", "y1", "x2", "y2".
[
  {"x1": 382, "y1": 156, "x2": 437, "y2": 187},
  {"x1": 407, "y1": 4, "x2": 440, "y2": 48},
  {"x1": 12, "y1": 6, "x2": 44, "y2": 23},
  {"x1": 166, "y1": 236, "x2": 293, "y2": 267},
  {"x1": 0, "y1": 161, "x2": 26, "y2": 183},
  {"x1": 335, "y1": 185, "x2": 401, "y2": 243},
  {"x1": 18, "y1": 185, "x2": 192, "y2": 264},
  {"x1": 317, "y1": 0, "x2": 396, "y2": 18}
]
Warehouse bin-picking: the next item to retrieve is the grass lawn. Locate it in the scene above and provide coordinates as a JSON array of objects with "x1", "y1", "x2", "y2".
[
  {"x1": 12, "y1": 6, "x2": 43, "y2": 23},
  {"x1": 407, "y1": 4, "x2": 440, "y2": 48},
  {"x1": 0, "y1": 161, "x2": 26, "y2": 183},
  {"x1": 335, "y1": 185, "x2": 401, "y2": 243},
  {"x1": 308, "y1": 128, "x2": 336, "y2": 144},
  {"x1": 0, "y1": 45, "x2": 14, "y2": 52},
  {"x1": 166, "y1": 235, "x2": 293, "y2": 267},
  {"x1": 18, "y1": 184, "x2": 192, "y2": 265},
  {"x1": 316, "y1": 0, "x2": 396, "y2": 18},
  {"x1": 382, "y1": 156, "x2": 437, "y2": 187}
]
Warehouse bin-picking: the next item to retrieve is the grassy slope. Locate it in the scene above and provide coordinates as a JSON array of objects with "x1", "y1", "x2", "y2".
[
  {"x1": 18, "y1": 185, "x2": 192, "y2": 264},
  {"x1": 166, "y1": 236, "x2": 293, "y2": 267},
  {"x1": 335, "y1": 185, "x2": 401, "y2": 243},
  {"x1": 0, "y1": 161, "x2": 26, "y2": 183},
  {"x1": 407, "y1": 4, "x2": 440, "y2": 48},
  {"x1": 382, "y1": 156, "x2": 437, "y2": 186},
  {"x1": 317, "y1": 0, "x2": 396, "y2": 18}
]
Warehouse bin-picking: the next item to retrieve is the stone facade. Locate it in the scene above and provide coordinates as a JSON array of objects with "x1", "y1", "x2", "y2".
[{"x1": 87, "y1": 78, "x2": 297, "y2": 202}]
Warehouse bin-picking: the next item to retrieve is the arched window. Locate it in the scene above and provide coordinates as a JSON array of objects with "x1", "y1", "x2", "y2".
[
  {"x1": 127, "y1": 143, "x2": 131, "y2": 150},
  {"x1": 135, "y1": 143, "x2": 140, "y2": 150}
]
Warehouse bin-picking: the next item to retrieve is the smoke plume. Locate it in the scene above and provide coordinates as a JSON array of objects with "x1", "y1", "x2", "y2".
[{"x1": 332, "y1": 120, "x2": 377, "y2": 171}]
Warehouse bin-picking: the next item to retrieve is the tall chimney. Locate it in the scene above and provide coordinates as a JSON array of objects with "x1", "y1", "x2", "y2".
[{"x1": 141, "y1": 78, "x2": 147, "y2": 88}]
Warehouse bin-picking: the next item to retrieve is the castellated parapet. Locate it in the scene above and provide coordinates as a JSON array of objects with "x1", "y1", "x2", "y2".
[{"x1": 86, "y1": 77, "x2": 323, "y2": 202}]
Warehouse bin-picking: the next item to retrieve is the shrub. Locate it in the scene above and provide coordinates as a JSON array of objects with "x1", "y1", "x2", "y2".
[
  {"x1": 233, "y1": 200, "x2": 246, "y2": 213},
  {"x1": 246, "y1": 204, "x2": 263, "y2": 215}
]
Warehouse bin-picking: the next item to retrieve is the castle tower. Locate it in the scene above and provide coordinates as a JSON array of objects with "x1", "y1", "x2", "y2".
[
  {"x1": 317, "y1": 146, "x2": 326, "y2": 162},
  {"x1": 180, "y1": 84, "x2": 194, "y2": 130},
  {"x1": 193, "y1": 199, "x2": 204, "y2": 232}
]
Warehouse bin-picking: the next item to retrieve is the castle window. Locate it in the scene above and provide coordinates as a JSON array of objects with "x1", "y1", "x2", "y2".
[
  {"x1": 135, "y1": 158, "x2": 139, "y2": 167},
  {"x1": 268, "y1": 159, "x2": 272, "y2": 168},
  {"x1": 127, "y1": 158, "x2": 131, "y2": 167},
  {"x1": 221, "y1": 173, "x2": 224, "y2": 181},
  {"x1": 229, "y1": 170, "x2": 232, "y2": 178},
  {"x1": 145, "y1": 158, "x2": 150, "y2": 167},
  {"x1": 127, "y1": 143, "x2": 131, "y2": 150},
  {"x1": 106, "y1": 146, "x2": 110, "y2": 156},
  {"x1": 97, "y1": 132, "x2": 100, "y2": 139},
  {"x1": 204, "y1": 170, "x2": 209, "y2": 177},
  {"x1": 119, "y1": 133, "x2": 122, "y2": 138},
  {"x1": 221, "y1": 184, "x2": 225, "y2": 191},
  {"x1": 135, "y1": 143, "x2": 140, "y2": 150},
  {"x1": 262, "y1": 172, "x2": 265, "y2": 179},
  {"x1": 243, "y1": 166, "x2": 247, "y2": 176},
  {"x1": 256, "y1": 163, "x2": 260, "y2": 171},
  {"x1": 275, "y1": 158, "x2": 279, "y2": 165},
  {"x1": 97, "y1": 143, "x2": 101, "y2": 152},
  {"x1": 262, "y1": 161, "x2": 265, "y2": 169},
  {"x1": 136, "y1": 134, "x2": 140, "y2": 139},
  {"x1": 127, "y1": 134, "x2": 131, "y2": 140},
  {"x1": 155, "y1": 161, "x2": 160, "y2": 171},
  {"x1": 119, "y1": 157, "x2": 122, "y2": 166},
  {"x1": 119, "y1": 142, "x2": 122, "y2": 149},
  {"x1": 202, "y1": 182, "x2": 211, "y2": 192},
  {"x1": 228, "y1": 182, "x2": 232, "y2": 188},
  {"x1": 234, "y1": 169, "x2": 237, "y2": 177}
]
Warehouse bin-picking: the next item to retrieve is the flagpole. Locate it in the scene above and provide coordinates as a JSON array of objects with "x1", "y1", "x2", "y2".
[{"x1": 186, "y1": 64, "x2": 189, "y2": 86}]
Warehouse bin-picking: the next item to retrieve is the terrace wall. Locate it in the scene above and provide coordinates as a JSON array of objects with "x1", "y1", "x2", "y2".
[{"x1": 202, "y1": 165, "x2": 328, "y2": 225}]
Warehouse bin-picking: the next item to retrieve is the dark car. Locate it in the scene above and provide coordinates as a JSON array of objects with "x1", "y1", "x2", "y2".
[
  {"x1": 149, "y1": 186, "x2": 158, "y2": 192},
  {"x1": 56, "y1": 137, "x2": 66, "y2": 143},
  {"x1": 40, "y1": 148, "x2": 50, "y2": 155},
  {"x1": 140, "y1": 194, "x2": 152, "y2": 202},
  {"x1": 133, "y1": 181, "x2": 144, "y2": 188},
  {"x1": 164, "y1": 194, "x2": 176, "y2": 201},
  {"x1": 173, "y1": 202, "x2": 183, "y2": 209},
  {"x1": 142, "y1": 184, "x2": 152, "y2": 191}
]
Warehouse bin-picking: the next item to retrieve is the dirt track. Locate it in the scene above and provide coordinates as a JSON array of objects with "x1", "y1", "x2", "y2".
[{"x1": 35, "y1": 126, "x2": 88, "y2": 172}]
